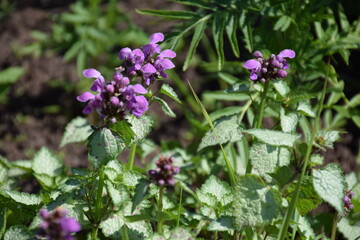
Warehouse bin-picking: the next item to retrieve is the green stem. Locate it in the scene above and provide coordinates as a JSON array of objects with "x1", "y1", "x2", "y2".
[
  {"x1": 128, "y1": 143, "x2": 137, "y2": 170},
  {"x1": 176, "y1": 186, "x2": 183, "y2": 227},
  {"x1": 213, "y1": 231, "x2": 218, "y2": 240},
  {"x1": 95, "y1": 168, "x2": 105, "y2": 223},
  {"x1": 256, "y1": 81, "x2": 270, "y2": 129},
  {"x1": 91, "y1": 227, "x2": 98, "y2": 240},
  {"x1": 331, "y1": 213, "x2": 338, "y2": 240},
  {"x1": 157, "y1": 186, "x2": 164, "y2": 233},
  {"x1": 277, "y1": 78, "x2": 328, "y2": 240}
]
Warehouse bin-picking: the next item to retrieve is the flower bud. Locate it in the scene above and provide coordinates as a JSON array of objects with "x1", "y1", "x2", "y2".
[
  {"x1": 253, "y1": 51, "x2": 262, "y2": 58},
  {"x1": 277, "y1": 70, "x2": 287, "y2": 78}
]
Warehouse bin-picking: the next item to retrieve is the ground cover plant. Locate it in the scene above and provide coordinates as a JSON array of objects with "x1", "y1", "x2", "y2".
[{"x1": 0, "y1": 0, "x2": 360, "y2": 240}]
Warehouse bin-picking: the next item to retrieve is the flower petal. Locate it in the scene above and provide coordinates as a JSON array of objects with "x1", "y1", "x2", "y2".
[
  {"x1": 141, "y1": 63, "x2": 157, "y2": 73},
  {"x1": 83, "y1": 69, "x2": 102, "y2": 78},
  {"x1": 243, "y1": 59, "x2": 261, "y2": 70},
  {"x1": 159, "y1": 59, "x2": 175, "y2": 70},
  {"x1": 60, "y1": 218, "x2": 81, "y2": 232},
  {"x1": 149, "y1": 32, "x2": 164, "y2": 43},
  {"x1": 118, "y1": 47, "x2": 132, "y2": 60},
  {"x1": 159, "y1": 49, "x2": 176, "y2": 58},
  {"x1": 132, "y1": 95, "x2": 149, "y2": 116},
  {"x1": 250, "y1": 72, "x2": 258, "y2": 80},
  {"x1": 82, "y1": 105, "x2": 92, "y2": 114},
  {"x1": 130, "y1": 84, "x2": 148, "y2": 94},
  {"x1": 77, "y1": 92, "x2": 95, "y2": 102},
  {"x1": 277, "y1": 49, "x2": 295, "y2": 59}
]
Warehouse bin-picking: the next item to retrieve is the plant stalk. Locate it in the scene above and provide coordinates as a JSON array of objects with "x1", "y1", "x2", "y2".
[
  {"x1": 128, "y1": 143, "x2": 137, "y2": 170},
  {"x1": 157, "y1": 186, "x2": 164, "y2": 233},
  {"x1": 277, "y1": 78, "x2": 328, "y2": 240},
  {"x1": 91, "y1": 226, "x2": 98, "y2": 240},
  {"x1": 331, "y1": 213, "x2": 338, "y2": 240},
  {"x1": 95, "y1": 167, "x2": 105, "y2": 223}
]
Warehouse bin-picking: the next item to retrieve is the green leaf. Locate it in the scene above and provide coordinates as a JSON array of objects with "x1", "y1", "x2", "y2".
[
  {"x1": 196, "y1": 175, "x2": 233, "y2": 208},
  {"x1": 0, "y1": 190, "x2": 42, "y2": 206},
  {"x1": 298, "y1": 215, "x2": 316, "y2": 239},
  {"x1": 309, "y1": 154, "x2": 324, "y2": 167},
  {"x1": 88, "y1": 127, "x2": 125, "y2": 168},
  {"x1": 233, "y1": 175, "x2": 282, "y2": 228},
  {"x1": 159, "y1": 84, "x2": 181, "y2": 104},
  {"x1": 109, "y1": 120, "x2": 135, "y2": 146},
  {"x1": 242, "y1": 129, "x2": 300, "y2": 147},
  {"x1": 132, "y1": 179, "x2": 150, "y2": 213},
  {"x1": 348, "y1": 94, "x2": 360, "y2": 108},
  {"x1": 0, "y1": 67, "x2": 25, "y2": 85},
  {"x1": 152, "y1": 96, "x2": 176, "y2": 117},
  {"x1": 208, "y1": 106, "x2": 245, "y2": 122},
  {"x1": 208, "y1": 216, "x2": 234, "y2": 231},
  {"x1": 272, "y1": 79, "x2": 290, "y2": 97},
  {"x1": 345, "y1": 172, "x2": 357, "y2": 190},
  {"x1": 104, "y1": 160, "x2": 123, "y2": 182},
  {"x1": 313, "y1": 163, "x2": 346, "y2": 214},
  {"x1": 286, "y1": 177, "x2": 322, "y2": 216},
  {"x1": 269, "y1": 166, "x2": 293, "y2": 188},
  {"x1": 32, "y1": 147, "x2": 64, "y2": 189},
  {"x1": 274, "y1": 15, "x2": 292, "y2": 31},
  {"x1": 169, "y1": 227, "x2": 195, "y2": 240},
  {"x1": 136, "y1": 9, "x2": 199, "y2": 20},
  {"x1": 183, "y1": 17, "x2": 207, "y2": 71},
  {"x1": 122, "y1": 170, "x2": 144, "y2": 188},
  {"x1": 60, "y1": 117, "x2": 92, "y2": 148},
  {"x1": 173, "y1": 0, "x2": 213, "y2": 9},
  {"x1": 315, "y1": 130, "x2": 341, "y2": 148},
  {"x1": 106, "y1": 181, "x2": 130, "y2": 207},
  {"x1": 225, "y1": 12, "x2": 239, "y2": 58},
  {"x1": 198, "y1": 114, "x2": 243, "y2": 151},
  {"x1": 249, "y1": 143, "x2": 291, "y2": 181},
  {"x1": 63, "y1": 41, "x2": 82, "y2": 62},
  {"x1": 337, "y1": 217, "x2": 360, "y2": 240},
  {"x1": 4, "y1": 225, "x2": 32, "y2": 240},
  {"x1": 126, "y1": 115, "x2": 154, "y2": 144},
  {"x1": 218, "y1": 72, "x2": 239, "y2": 84},
  {"x1": 225, "y1": 83, "x2": 250, "y2": 93},
  {"x1": 203, "y1": 91, "x2": 249, "y2": 101},
  {"x1": 100, "y1": 208, "x2": 152, "y2": 239},
  {"x1": 280, "y1": 109, "x2": 298, "y2": 133},
  {"x1": 213, "y1": 13, "x2": 226, "y2": 70},
  {"x1": 297, "y1": 101, "x2": 316, "y2": 118}
]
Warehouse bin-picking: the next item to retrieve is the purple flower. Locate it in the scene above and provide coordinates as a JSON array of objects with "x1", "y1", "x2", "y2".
[
  {"x1": 118, "y1": 32, "x2": 176, "y2": 85},
  {"x1": 77, "y1": 68, "x2": 149, "y2": 122},
  {"x1": 243, "y1": 49, "x2": 295, "y2": 82},
  {"x1": 38, "y1": 207, "x2": 81, "y2": 240},
  {"x1": 344, "y1": 190, "x2": 355, "y2": 211},
  {"x1": 148, "y1": 156, "x2": 179, "y2": 187}
]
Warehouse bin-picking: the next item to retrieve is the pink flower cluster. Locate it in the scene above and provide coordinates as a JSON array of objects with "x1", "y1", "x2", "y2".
[
  {"x1": 38, "y1": 208, "x2": 81, "y2": 240},
  {"x1": 77, "y1": 33, "x2": 176, "y2": 123},
  {"x1": 243, "y1": 49, "x2": 295, "y2": 83}
]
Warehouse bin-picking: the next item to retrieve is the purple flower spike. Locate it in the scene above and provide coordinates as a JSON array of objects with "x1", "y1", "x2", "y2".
[
  {"x1": 243, "y1": 49, "x2": 295, "y2": 83},
  {"x1": 344, "y1": 190, "x2": 355, "y2": 211},
  {"x1": 38, "y1": 208, "x2": 81, "y2": 240},
  {"x1": 79, "y1": 32, "x2": 176, "y2": 123},
  {"x1": 148, "y1": 156, "x2": 179, "y2": 187}
]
